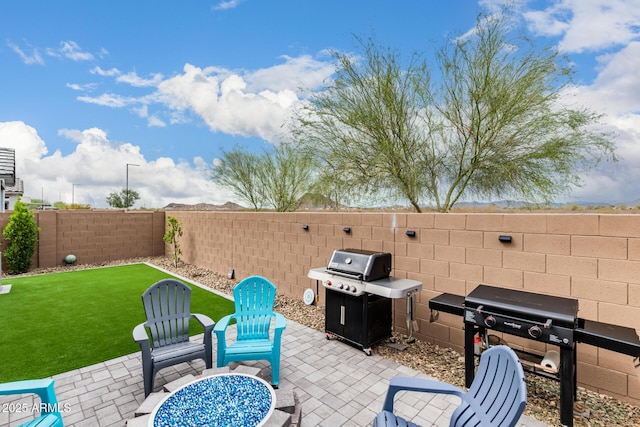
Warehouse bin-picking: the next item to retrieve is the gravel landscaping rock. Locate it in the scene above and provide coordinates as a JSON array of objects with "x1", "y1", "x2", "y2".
[{"x1": 15, "y1": 256, "x2": 640, "y2": 427}]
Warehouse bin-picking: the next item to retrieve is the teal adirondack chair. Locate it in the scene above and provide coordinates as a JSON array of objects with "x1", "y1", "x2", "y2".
[
  {"x1": 0, "y1": 378, "x2": 63, "y2": 427},
  {"x1": 374, "y1": 345, "x2": 527, "y2": 427},
  {"x1": 214, "y1": 276, "x2": 286, "y2": 387}
]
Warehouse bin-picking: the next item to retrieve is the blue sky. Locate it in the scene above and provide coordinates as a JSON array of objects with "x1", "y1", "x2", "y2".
[{"x1": 1, "y1": 0, "x2": 639, "y2": 208}]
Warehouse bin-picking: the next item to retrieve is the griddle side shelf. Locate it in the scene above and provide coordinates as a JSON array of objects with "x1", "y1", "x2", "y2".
[
  {"x1": 428, "y1": 293, "x2": 465, "y2": 317},
  {"x1": 576, "y1": 319, "x2": 640, "y2": 357}
]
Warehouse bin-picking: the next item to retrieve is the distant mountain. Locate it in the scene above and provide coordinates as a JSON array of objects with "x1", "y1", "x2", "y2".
[
  {"x1": 456, "y1": 200, "x2": 618, "y2": 208},
  {"x1": 297, "y1": 193, "x2": 341, "y2": 210},
  {"x1": 454, "y1": 200, "x2": 564, "y2": 208},
  {"x1": 162, "y1": 198, "x2": 638, "y2": 212},
  {"x1": 163, "y1": 201, "x2": 244, "y2": 211}
]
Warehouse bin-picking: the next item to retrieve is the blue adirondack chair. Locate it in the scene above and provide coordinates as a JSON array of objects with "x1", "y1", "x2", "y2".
[
  {"x1": 133, "y1": 279, "x2": 215, "y2": 397},
  {"x1": 0, "y1": 378, "x2": 63, "y2": 427},
  {"x1": 374, "y1": 345, "x2": 527, "y2": 427},
  {"x1": 214, "y1": 276, "x2": 286, "y2": 387}
]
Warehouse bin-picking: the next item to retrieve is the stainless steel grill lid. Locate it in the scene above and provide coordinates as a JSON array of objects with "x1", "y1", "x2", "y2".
[{"x1": 326, "y1": 249, "x2": 392, "y2": 282}]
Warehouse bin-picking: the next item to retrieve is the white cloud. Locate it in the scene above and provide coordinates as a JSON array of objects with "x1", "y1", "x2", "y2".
[
  {"x1": 0, "y1": 121, "x2": 231, "y2": 208},
  {"x1": 156, "y1": 64, "x2": 302, "y2": 142},
  {"x1": 7, "y1": 41, "x2": 44, "y2": 65},
  {"x1": 213, "y1": 0, "x2": 242, "y2": 11},
  {"x1": 523, "y1": 0, "x2": 640, "y2": 53},
  {"x1": 77, "y1": 93, "x2": 138, "y2": 108},
  {"x1": 8, "y1": 39, "x2": 97, "y2": 64},
  {"x1": 245, "y1": 54, "x2": 335, "y2": 93},
  {"x1": 116, "y1": 71, "x2": 164, "y2": 87},
  {"x1": 587, "y1": 42, "x2": 640, "y2": 114},
  {"x1": 133, "y1": 105, "x2": 148, "y2": 118},
  {"x1": 0, "y1": 122, "x2": 49, "y2": 166},
  {"x1": 559, "y1": 43, "x2": 640, "y2": 204},
  {"x1": 91, "y1": 66, "x2": 121, "y2": 77},
  {"x1": 66, "y1": 82, "x2": 98, "y2": 92},
  {"x1": 60, "y1": 41, "x2": 94, "y2": 61},
  {"x1": 147, "y1": 116, "x2": 167, "y2": 128},
  {"x1": 147, "y1": 115, "x2": 167, "y2": 127},
  {"x1": 565, "y1": 115, "x2": 640, "y2": 204},
  {"x1": 83, "y1": 55, "x2": 335, "y2": 143}
]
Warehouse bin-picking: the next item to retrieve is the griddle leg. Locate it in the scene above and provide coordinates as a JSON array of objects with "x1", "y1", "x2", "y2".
[
  {"x1": 464, "y1": 322, "x2": 475, "y2": 388},
  {"x1": 560, "y1": 346, "x2": 574, "y2": 427}
]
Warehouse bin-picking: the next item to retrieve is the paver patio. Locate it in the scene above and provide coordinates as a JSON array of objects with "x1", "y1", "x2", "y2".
[{"x1": 0, "y1": 318, "x2": 551, "y2": 427}]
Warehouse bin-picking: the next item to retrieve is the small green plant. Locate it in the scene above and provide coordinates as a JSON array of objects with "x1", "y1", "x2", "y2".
[
  {"x1": 3, "y1": 200, "x2": 40, "y2": 274},
  {"x1": 163, "y1": 216, "x2": 183, "y2": 268}
]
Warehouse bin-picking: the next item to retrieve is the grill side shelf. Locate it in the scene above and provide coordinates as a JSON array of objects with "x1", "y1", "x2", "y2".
[
  {"x1": 576, "y1": 319, "x2": 640, "y2": 356},
  {"x1": 428, "y1": 293, "x2": 465, "y2": 317}
]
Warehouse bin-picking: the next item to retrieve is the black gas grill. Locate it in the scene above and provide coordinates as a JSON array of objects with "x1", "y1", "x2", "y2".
[
  {"x1": 429, "y1": 285, "x2": 640, "y2": 427},
  {"x1": 308, "y1": 249, "x2": 421, "y2": 355}
]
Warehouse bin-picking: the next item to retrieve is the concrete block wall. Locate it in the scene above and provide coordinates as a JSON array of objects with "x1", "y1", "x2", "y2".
[
  {"x1": 50, "y1": 210, "x2": 166, "y2": 265},
  {"x1": 0, "y1": 210, "x2": 166, "y2": 269},
  {"x1": 168, "y1": 210, "x2": 640, "y2": 405},
  {"x1": 1, "y1": 209, "x2": 639, "y2": 404}
]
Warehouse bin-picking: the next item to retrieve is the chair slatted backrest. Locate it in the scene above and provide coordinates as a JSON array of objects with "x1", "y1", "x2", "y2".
[
  {"x1": 233, "y1": 276, "x2": 276, "y2": 341},
  {"x1": 452, "y1": 345, "x2": 527, "y2": 427},
  {"x1": 142, "y1": 279, "x2": 192, "y2": 348}
]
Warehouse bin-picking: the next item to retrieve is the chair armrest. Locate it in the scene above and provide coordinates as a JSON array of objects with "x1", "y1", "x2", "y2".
[
  {"x1": 192, "y1": 313, "x2": 215, "y2": 332},
  {"x1": 0, "y1": 378, "x2": 61, "y2": 420},
  {"x1": 133, "y1": 323, "x2": 150, "y2": 347},
  {"x1": 213, "y1": 314, "x2": 234, "y2": 334},
  {"x1": 382, "y1": 376, "x2": 464, "y2": 412},
  {"x1": 274, "y1": 313, "x2": 286, "y2": 330},
  {"x1": 273, "y1": 313, "x2": 286, "y2": 346},
  {"x1": 0, "y1": 378, "x2": 54, "y2": 396}
]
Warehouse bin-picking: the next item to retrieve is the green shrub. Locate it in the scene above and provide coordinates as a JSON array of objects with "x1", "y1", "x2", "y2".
[{"x1": 3, "y1": 200, "x2": 40, "y2": 274}]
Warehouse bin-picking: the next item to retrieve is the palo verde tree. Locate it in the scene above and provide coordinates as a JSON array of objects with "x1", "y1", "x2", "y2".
[
  {"x1": 295, "y1": 36, "x2": 433, "y2": 212},
  {"x1": 106, "y1": 189, "x2": 140, "y2": 209},
  {"x1": 211, "y1": 147, "x2": 264, "y2": 211},
  {"x1": 163, "y1": 215, "x2": 183, "y2": 268},
  {"x1": 3, "y1": 200, "x2": 40, "y2": 274},
  {"x1": 258, "y1": 143, "x2": 315, "y2": 212},
  {"x1": 294, "y1": 9, "x2": 615, "y2": 212},
  {"x1": 211, "y1": 144, "x2": 316, "y2": 212}
]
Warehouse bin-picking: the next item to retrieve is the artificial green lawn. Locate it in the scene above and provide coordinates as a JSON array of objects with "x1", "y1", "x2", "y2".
[{"x1": 0, "y1": 263, "x2": 235, "y2": 382}]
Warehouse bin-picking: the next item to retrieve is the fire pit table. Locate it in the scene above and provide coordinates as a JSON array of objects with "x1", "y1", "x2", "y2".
[{"x1": 149, "y1": 373, "x2": 276, "y2": 427}]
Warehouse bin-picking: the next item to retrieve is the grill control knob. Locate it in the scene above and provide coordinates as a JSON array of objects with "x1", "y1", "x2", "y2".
[
  {"x1": 338, "y1": 283, "x2": 344, "y2": 289},
  {"x1": 324, "y1": 280, "x2": 331, "y2": 286},
  {"x1": 351, "y1": 287, "x2": 357, "y2": 293},
  {"x1": 484, "y1": 316, "x2": 496, "y2": 327},
  {"x1": 528, "y1": 326, "x2": 542, "y2": 338},
  {"x1": 344, "y1": 285, "x2": 352, "y2": 292}
]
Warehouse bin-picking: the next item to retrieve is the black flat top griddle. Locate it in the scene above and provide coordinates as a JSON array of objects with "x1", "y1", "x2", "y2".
[{"x1": 465, "y1": 285, "x2": 579, "y2": 328}]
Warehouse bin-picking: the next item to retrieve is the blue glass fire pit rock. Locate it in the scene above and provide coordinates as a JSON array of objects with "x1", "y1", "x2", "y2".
[{"x1": 152, "y1": 374, "x2": 275, "y2": 427}]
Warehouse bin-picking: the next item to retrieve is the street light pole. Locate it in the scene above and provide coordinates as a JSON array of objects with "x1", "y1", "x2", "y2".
[
  {"x1": 125, "y1": 163, "x2": 139, "y2": 208},
  {"x1": 72, "y1": 183, "x2": 79, "y2": 206}
]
